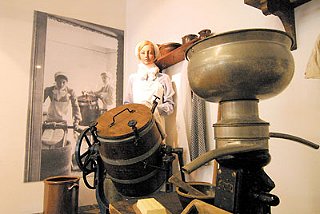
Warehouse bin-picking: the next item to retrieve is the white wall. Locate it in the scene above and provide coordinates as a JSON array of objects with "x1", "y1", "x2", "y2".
[
  {"x1": 0, "y1": 0, "x2": 125, "y2": 213},
  {"x1": 1, "y1": 0, "x2": 319, "y2": 213},
  {"x1": 125, "y1": 0, "x2": 320, "y2": 213}
]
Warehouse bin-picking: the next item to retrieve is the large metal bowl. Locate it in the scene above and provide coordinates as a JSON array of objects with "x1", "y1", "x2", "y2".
[{"x1": 186, "y1": 29, "x2": 294, "y2": 102}]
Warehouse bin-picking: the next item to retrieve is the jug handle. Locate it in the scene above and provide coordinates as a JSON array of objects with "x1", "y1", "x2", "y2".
[
  {"x1": 109, "y1": 108, "x2": 135, "y2": 127},
  {"x1": 68, "y1": 183, "x2": 79, "y2": 191}
]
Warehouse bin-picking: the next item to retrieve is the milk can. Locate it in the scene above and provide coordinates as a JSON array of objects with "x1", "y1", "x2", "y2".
[{"x1": 43, "y1": 176, "x2": 80, "y2": 214}]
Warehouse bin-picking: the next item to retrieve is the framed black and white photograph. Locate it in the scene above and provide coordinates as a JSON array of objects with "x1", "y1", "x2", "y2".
[{"x1": 24, "y1": 11, "x2": 124, "y2": 182}]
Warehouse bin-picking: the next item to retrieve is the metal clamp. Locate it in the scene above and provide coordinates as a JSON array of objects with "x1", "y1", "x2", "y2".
[{"x1": 128, "y1": 120, "x2": 142, "y2": 146}]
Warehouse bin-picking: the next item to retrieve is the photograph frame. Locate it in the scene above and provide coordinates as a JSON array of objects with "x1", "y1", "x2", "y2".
[{"x1": 24, "y1": 11, "x2": 124, "y2": 182}]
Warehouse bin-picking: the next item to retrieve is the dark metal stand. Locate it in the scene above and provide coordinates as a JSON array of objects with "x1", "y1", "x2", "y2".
[
  {"x1": 161, "y1": 145, "x2": 185, "y2": 192},
  {"x1": 214, "y1": 150, "x2": 279, "y2": 214}
]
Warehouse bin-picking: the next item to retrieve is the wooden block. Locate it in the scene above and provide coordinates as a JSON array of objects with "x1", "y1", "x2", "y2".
[
  {"x1": 181, "y1": 199, "x2": 232, "y2": 214},
  {"x1": 136, "y1": 198, "x2": 167, "y2": 214}
]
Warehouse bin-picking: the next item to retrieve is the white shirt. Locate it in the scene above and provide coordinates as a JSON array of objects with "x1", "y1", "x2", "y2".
[{"x1": 124, "y1": 63, "x2": 175, "y2": 116}]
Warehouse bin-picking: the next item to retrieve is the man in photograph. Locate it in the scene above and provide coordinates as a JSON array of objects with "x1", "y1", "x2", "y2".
[{"x1": 94, "y1": 72, "x2": 113, "y2": 113}]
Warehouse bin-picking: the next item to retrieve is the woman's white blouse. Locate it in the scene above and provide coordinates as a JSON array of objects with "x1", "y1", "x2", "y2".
[{"x1": 124, "y1": 64, "x2": 175, "y2": 116}]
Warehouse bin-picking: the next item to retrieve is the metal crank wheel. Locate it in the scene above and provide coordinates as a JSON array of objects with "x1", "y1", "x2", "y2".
[{"x1": 75, "y1": 123, "x2": 100, "y2": 189}]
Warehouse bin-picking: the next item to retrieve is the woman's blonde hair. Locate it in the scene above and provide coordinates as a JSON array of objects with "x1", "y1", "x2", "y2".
[{"x1": 135, "y1": 40, "x2": 160, "y2": 60}]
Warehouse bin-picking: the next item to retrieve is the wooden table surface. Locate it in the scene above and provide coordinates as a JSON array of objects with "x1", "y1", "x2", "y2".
[{"x1": 109, "y1": 191, "x2": 183, "y2": 214}]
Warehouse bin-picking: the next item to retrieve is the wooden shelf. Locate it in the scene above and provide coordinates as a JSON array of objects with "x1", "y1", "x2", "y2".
[{"x1": 155, "y1": 39, "x2": 199, "y2": 70}]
